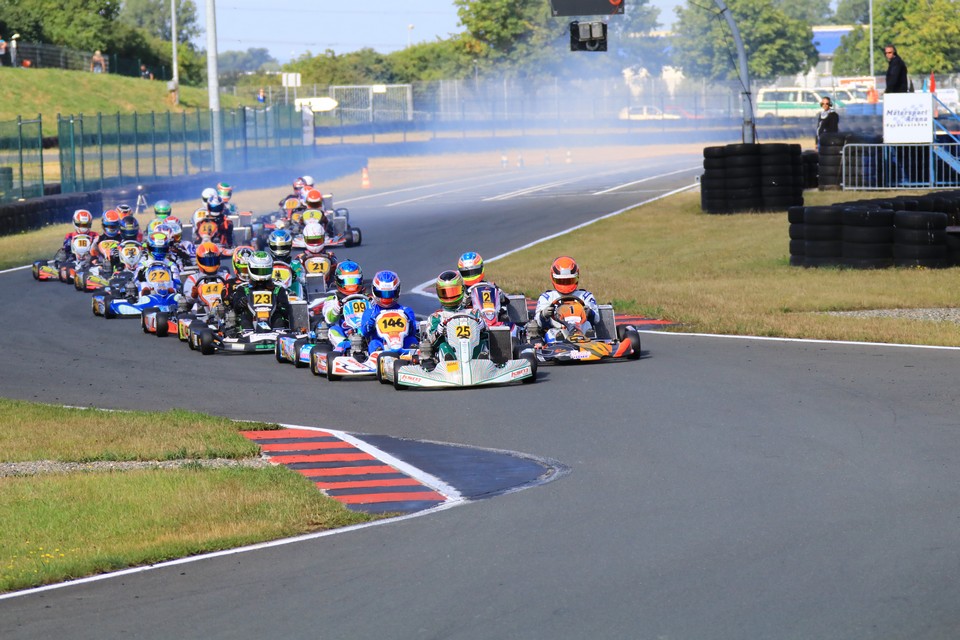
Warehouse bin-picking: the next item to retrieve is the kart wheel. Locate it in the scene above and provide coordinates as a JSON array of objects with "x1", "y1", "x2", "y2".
[
  {"x1": 293, "y1": 338, "x2": 309, "y2": 368},
  {"x1": 32, "y1": 262, "x2": 41, "y2": 281},
  {"x1": 74, "y1": 274, "x2": 85, "y2": 291},
  {"x1": 309, "y1": 344, "x2": 329, "y2": 376},
  {"x1": 351, "y1": 228, "x2": 362, "y2": 246},
  {"x1": 392, "y1": 359, "x2": 407, "y2": 391},
  {"x1": 617, "y1": 325, "x2": 642, "y2": 360},
  {"x1": 104, "y1": 304, "x2": 118, "y2": 319},
  {"x1": 274, "y1": 339, "x2": 285, "y2": 363},
  {"x1": 521, "y1": 353, "x2": 538, "y2": 384},
  {"x1": 376, "y1": 356, "x2": 389, "y2": 384},
  {"x1": 513, "y1": 342, "x2": 533, "y2": 359},
  {"x1": 187, "y1": 330, "x2": 197, "y2": 350},
  {"x1": 155, "y1": 312, "x2": 169, "y2": 337},
  {"x1": 91, "y1": 297, "x2": 101, "y2": 316},
  {"x1": 199, "y1": 330, "x2": 216, "y2": 355},
  {"x1": 326, "y1": 356, "x2": 341, "y2": 382}
]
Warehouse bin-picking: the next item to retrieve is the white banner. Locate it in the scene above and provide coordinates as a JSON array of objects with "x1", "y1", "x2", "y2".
[{"x1": 883, "y1": 93, "x2": 934, "y2": 144}]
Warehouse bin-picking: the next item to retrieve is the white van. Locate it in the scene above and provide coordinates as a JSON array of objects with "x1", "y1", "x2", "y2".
[{"x1": 755, "y1": 87, "x2": 844, "y2": 118}]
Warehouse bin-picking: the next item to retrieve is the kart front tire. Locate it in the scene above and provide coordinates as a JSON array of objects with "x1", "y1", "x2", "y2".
[
  {"x1": 392, "y1": 359, "x2": 407, "y2": 391},
  {"x1": 199, "y1": 330, "x2": 216, "y2": 355},
  {"x1": 309, "y1": 344, "x2": 329, "y2": 376},
  {"x1": 617, "y1": 325, "x2": 642, "y2": 360},
  {"x1": 326, "y1": 356, "x2": 341, "y2": 382},
  {"x1": 521, "y1": 353, "x2": 538, "y2": 384},
  {"x1": 155, "y1": 312, "x2": 169, "y2": 337},
  {"x1": 274, "y1": 339, "x2": 285, "y2": 363},
  {"x1": 293, "y1": 338, "x2": 309, "y2": 368}
]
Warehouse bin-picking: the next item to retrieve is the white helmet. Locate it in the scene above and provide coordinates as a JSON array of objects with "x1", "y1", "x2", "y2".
[
  {"x1": 301, "y1": 175, "x2": 315, "y2": 187},
  {"x1": 201, "y1": 187, "x2": 217, "y2": 203},
  {"x1": 302, "y1": 221, "x2": 326, "y2": 254}
]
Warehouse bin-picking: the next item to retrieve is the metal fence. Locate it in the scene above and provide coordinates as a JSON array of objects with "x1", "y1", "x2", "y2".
[
  {"x1": 0, "y1": 116, "x2": 45, "y2": 202},
  {"x1": 57, "y1": 106, "x2": 307, "y2": 194},
  {"x1": 842, "y1": 143, "x2": 960, "y2": 190},
  {"x1": 11, "y1": 41, "x2": 170, "y2": 80}
]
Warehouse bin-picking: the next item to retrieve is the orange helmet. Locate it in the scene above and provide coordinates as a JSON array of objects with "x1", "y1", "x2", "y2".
[
  {"x1": 196, "y1": 242, "x2": 221, "y2": 275},
  {"x1": 550, "y1": 256, "x2": 579, "y2": 295}
]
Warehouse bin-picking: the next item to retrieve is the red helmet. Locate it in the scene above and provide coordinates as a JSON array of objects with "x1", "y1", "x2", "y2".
[
  {"x1": 73, "y1": 209, "x2": 93, "y2": 233},
  {"x1": 305, "y1": 189, "x2": 324, "y2": 209},
  {"x1": 550, "y1": 256, "x2": 579, "y2": 295}
]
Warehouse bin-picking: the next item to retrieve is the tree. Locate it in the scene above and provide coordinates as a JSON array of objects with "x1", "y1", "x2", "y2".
[
  {"x1": 833, "y1": 0, "x2": 868, "y2": 25},
  {"x1": 219, "y1": 48, "x2": 277, "y2": 74},
  {"x1": 0, "y1": 0, "x2": 121, "y2": 51},
  {"x1": 454, "y1": 0, "x2": 557, "y2": 74},
  {"x1": 117, "y1": 0, "x2": 200, "y2": 43},
  {"x1": 671, "y1": 0, "x2": 819, "y2": 83},
  {"x1": 773, "y1": 0, "x2": 832, "y2": 25}
]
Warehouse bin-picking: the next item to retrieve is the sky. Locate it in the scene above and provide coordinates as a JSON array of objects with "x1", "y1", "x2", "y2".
[{"x1": 195, "y1": 0, "x2": 685, "y2": 63}]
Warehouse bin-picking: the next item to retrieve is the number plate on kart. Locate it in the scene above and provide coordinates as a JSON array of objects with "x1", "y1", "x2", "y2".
[
  {"x1": 376, "y1": 311, "x2": 408, "y2": 337},
  {"x1": 304, "y1": 256, "x2": 330, "y2": 274}
]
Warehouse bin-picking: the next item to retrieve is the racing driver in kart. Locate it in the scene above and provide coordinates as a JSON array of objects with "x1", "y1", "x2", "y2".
[
  {"x1": 419, "y1": 270, "x2": 485, "y2": 369},
  {"x1": 359, "y1": 270, "x2": 418, "y2": 353},
  {"x1": 533, "y1": 256, "x2": 600, "y2": 343},
  {"x1": 228, "y1": 251, "x2": 291, "y2": 332},
  {"x1": 61, "y1": 209, "x2": 99, "y2": 259},
  {"x1": 204, "y1": 195, "x2": 235, "y2": 249},
  {"x1": 318, "y1": 260, "x2": 365, "y2": 349}
]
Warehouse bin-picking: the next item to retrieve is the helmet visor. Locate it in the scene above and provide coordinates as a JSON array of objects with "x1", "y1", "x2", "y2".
[
  {"x1": 249, "y1": 265, "x2": 273, "y2": 281},
  {"x1": 437, "y1": 283, "x2": 464, "y2": 305}
]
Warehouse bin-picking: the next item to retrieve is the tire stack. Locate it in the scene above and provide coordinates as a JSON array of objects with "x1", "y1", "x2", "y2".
[
  {"x1": 700, "y1": 143, "x2": 804, "y2": 214},
  {"x1": 759, "y1": 143, "x2": 803, "y2": 210},
  {"x1": 803, "y1": 205, "x2": 842, "y2": 267},
  {"x1": 801, "y1": 150, "x2": 820, "y2": 189},
  {"x1": 701, "y1": 146, "x2": 729, "y2": 214},
  {"x1": 787, "y1": 206, "x2": 805, "y2": 266},
  {"x1": 893, "y1": 210, "x2": 951, "y2": 268},
  {"x1": 817, "y1": 132, "x2": 845, "y2": 190},
  {"x1": 840, "y1": 207, "x2": 894, "y2": 269}
]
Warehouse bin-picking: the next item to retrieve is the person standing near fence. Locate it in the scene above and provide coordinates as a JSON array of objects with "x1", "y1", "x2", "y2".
[
  {"x1": 884, "y1": 45, "x2": 909, "y2": 94},
  {"x1": 816, "y1": 97, "x2": 839, "y2": 150},
  {"x1": 9, "y1": 34, "x2": 17, "y2": 68},
  {"x1": 140, "y1": 64, "x2": 153, "y2": 80},
  {"x1": 0, "y1": 36, "x2": 8, "y2": 67},
  {"x1": 91, "y1": 50, "x2": 105, "y2": 73}
]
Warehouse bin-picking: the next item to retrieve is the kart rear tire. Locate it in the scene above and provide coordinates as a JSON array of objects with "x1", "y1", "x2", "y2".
[
  {"x1": 521, "y1": 353, "x2": 538, "y2": 384},
  {"x1": 293, "y1": 338, "x2": 309, "y2": 368},
  {"x1": 309, "y1": 344, "x2": 329, "y2": 376},
  {"x1": 199, "y1": 330, "x2": 216, "y2": 355},
  {"x1": 392, "y1": 359, "x2": 407, "y2": 391},
  {"x1": 513, "y1": 342, "x2": 533, "y2": 359},
  {"x1": 32, "y1": 262, "x2": 41, "y2": 281},
  {"x1": 155, "y1": 312, "x2": 169, "y2": 337},
  {"x1": 351, "y1": 228, "x2": 362, "y2": 247},
  {"x1": 74, "y1": 274, "x2": 85, "y2": 291},
  {"x1": 91, "y1": 297, "x2": 101, "y2": 316},
  {"x1": 617, "y1": 325, "x2": 642, "y2": 360},
  {"x1": 274, "y1": 339, "x2": 286, "y2": 363},
  {"x1": 376, "y1": 355, "x2": 389, "y2": 384}
]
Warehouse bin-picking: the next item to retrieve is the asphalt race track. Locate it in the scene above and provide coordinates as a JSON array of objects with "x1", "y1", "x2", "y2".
[{"x1": 5, "y1": 152, "x2": 960, "y2": 639}]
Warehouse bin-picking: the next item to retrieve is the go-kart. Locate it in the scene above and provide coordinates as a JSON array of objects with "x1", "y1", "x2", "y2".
[
  {"x1": 378, "y1": 313, "x2": 537, "y2": 390},
  {"x1": 192, "y1": 288, "x2": 294, "y2": 355},
  {"x1": 307, "y1": 296, "x2": 416, "y2": 381},
  {"x1": 523, "y1": 296, "x2": 642, "y2": 364},
  {"x1": 273, "y1": 274, "x2": 338, "y2": 367},
  {"x1": 33, "y1": 235, "x2": 94, "y2": 282},
  {"x1": 94, "y1": 263, "x2": 180, "y2": 320},
  {"x1": 166, "y1": 277, "x2": 231, "y2": 343},
  {"x1": 73, "y1": 240, "x2": 120, "y2": 292}
]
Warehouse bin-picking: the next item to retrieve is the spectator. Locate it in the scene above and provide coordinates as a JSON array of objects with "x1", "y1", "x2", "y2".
[
  {"x1": 884, "y1": 45, "x2": 909, "y2": 94},
  {"x1": 139, "y1": 64, "x2": 153, "y2": 80},
  {"x1": 9, "y1": 34, "x2": 17, "y2": 68},
  {"x1": 90, "y1": 50, "x2": 105, "y2": 73},
  {"x1": 0, "y1": 35, "x2": 7, "y2": 67},
  {"x1": 257, "y1": 88, "x2": 266, "y2": 104},
  {"x1": 816, "y1": 97, "x2": 839, "y2": 151}
]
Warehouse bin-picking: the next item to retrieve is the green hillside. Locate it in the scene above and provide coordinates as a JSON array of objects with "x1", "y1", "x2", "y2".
[{"x1": 2, "y1": 68, "x2": 252, "y2": 133}]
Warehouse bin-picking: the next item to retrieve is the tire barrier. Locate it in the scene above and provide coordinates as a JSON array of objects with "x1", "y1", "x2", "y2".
[
  {"x1": 788, "y1": 191, "x2": 960, "y2": 269},
  {"x1": 701, "y1": 143, "x2": 803, "y2": 214}
]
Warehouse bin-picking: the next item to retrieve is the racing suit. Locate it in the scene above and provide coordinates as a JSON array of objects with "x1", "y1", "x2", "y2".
[
  {"x1": 534, "y1": 288, "x2": 600, "y2": 342},
  {"x1": 422, "y1": 305, "x2": 486, "y2": 361},
  {"x1": 61, "y1": 230, "x2": 99, "y2": 260},
  {"x1": 359, "y1": 302, "x2": 418, "y2": 352},
  {"x1": 317, "y1": 292, "x2": 370, "y2": 351},
  {"x1": 230, "y1": 281, "x2": 291, "y2": 331},
  {"x1": 179, "y1": 272, "x2": 231, "y2": 315}
]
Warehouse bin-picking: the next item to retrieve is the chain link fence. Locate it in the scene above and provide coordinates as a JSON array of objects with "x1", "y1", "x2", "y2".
[
  {"x1": 0, "y1": 116, "x2": 45, "y2": 203},
  {"x1": 57, "y1": 106, "x2": 307, "y2": 194},
  {"x1": 11, "y1": 41, "x2": 169, "y2": 80}
]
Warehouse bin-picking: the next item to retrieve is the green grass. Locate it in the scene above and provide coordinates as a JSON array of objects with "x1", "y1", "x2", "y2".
[
  {"x1": 0, "y1": 399, "x2": 377, "y2": 593},
  {"x1": 0, "y1": 68, "x2": 252, "y2": 134}
]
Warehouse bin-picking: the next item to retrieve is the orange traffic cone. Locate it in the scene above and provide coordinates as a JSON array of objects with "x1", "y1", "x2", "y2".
[{"x1": 360, "y1": 167, "x2": 371, "y2": 189}]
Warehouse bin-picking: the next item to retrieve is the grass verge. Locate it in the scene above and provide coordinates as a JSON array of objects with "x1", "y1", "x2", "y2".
[{"x1": 0, "y1": 400, "x2": 377, "y2": 593}]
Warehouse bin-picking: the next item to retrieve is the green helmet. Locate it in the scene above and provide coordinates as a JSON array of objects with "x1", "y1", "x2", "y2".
[
  {"x1": 154, "y1": 200, "x2": 172, "y2": 219},
  {"x1": 248, "y1": 251, "x2": 274, "y2": 282},
  {"x1": 436, "y1": 270, "x2": 464, "y2": 309}
]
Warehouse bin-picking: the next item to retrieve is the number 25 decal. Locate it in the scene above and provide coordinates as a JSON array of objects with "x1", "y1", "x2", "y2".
[{"x1": 455, "y1": 325, "x2": 472, "y2": 338}]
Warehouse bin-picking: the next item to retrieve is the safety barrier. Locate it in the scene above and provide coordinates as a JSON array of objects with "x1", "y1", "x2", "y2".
[{"x1": 841, "y1": 143, "x2": 960, "y2": 190}]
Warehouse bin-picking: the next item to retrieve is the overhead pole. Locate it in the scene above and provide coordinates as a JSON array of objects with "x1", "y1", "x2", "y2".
[
  {"x1": 713, "y1": 0, "x2": 755, "y2": 143},
  {"x1": 205, "y1": 0, "x2": 223, "y2": 172},
  {"x1": 171, "y1": 0, "x2": 179, "y2": 105}
]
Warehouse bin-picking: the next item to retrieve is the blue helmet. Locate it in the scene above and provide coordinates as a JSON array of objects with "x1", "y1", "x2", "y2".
[
  {"x1": 267, "y1": 228, "x2": 293, "y2": 261},
  {"x1": 147, "y1": 231, "x2": 169, "y2": 261},
  {"x1": 334, "y1": 260, "x2": 363, "y2": 296},
  {"x1": 206, "y1": 195, "x2": 225, "y2": 217},
  {"x1": 371, "y1": 270, "x2": 400, "y2": 307},
  {"x1": 120, "y1": 215, "x2": 140, "y2": 241}
]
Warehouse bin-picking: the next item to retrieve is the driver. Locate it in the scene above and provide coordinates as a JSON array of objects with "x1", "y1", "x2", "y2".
[
  {"x1": 178, "y1": 242, "x2": 230, "y2": 314},
  {"x1": 457, "y1": 251, "x2": 511, "y2": 322},
  {"x1": 229, "y1": 251, "x2": 291, "y2": 331},
  {"x1": 319, "y1": 260, "x2": 366, "y2": 350},
  {"x1": 420, "y1": 270, "x2": 484, "y2": 366},
  {"x1": 62, "y1": 209, "x2": 99, "y2": 258},
  {"x1": 204, "y1": 195, "x2": 235, "y2": 248},
  {"x1": 534, "y1": 256, "x2": 600, "y2": 342},
  {"x1": 359, "y1": 270, "x2": 418, "y2": 352}
]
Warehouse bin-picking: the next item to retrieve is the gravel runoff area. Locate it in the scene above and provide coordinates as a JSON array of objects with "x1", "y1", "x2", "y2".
[
  {"x1": 0, "y1": 457, "x2": 273, "y2": 477},
  {"x1": 821, "y1": 308, "x2": 960, "y2": 323}
]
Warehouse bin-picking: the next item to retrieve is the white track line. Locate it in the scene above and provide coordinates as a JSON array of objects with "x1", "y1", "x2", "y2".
[
  {"x1": 592, "y1": 166, "x2": 700, "y2": 195},
  {"x1": 0, "y1": 264, "x2": 32, "y2": 275},
  {"x1": 411, "y1": 182, "x2": 698, "y2": 297},
  {"x1": 639, "y1": 329, "x2": 960, "y2": 351}
]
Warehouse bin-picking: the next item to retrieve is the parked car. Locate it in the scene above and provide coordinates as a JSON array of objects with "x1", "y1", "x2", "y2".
[
  {"x1": 755, "y1": 87, "x2": 845, "y2": 118},
  {"x1": 618, "y1": 105, "x2": 682, "y2": 121}
]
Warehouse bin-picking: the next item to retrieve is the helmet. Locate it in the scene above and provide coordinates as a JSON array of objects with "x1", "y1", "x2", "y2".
[
  {"x1": 550, "y1": 256, "x2": 579, "y2": 295},
  {"x1": 116, "y1": 204, "x2": 132, "y2": 217},
  {"x1": 165, "y1": 217, "x2": 182, "y2": 243},
  {"x1": 302, "y1": 220, "x2": 326, "y2": 254},
  {"x1": 436, "y1": 270, "x2": 465, "y2": 309},
  {"x1": 145, "y1": 218, "x2": 164, "y2": 236},
  {"x1": 334, "y1": 260, "x2": 363, "y2": 296},
  {"x1": 147, "y1": 231, "x2": 169, "y2": 260},
  {"x1": 371, "y1": 270, "x2": 401, "y2": 307},
  {"x1": 101, "y1": 209, "x2": 122, "y2": 238},
  {"x1": 201, "y1": 187, "x2": 217, "y2": 203},
  {"x1": 154, "y1": 223, "x2": 174, "y2": 240},
  {"x1": 232, "y1": 245, "x2": 254, "y2": 280},
  {"x1": 120, "y1": 215, "x2": 140, "y2": 241},
  {"x1": 292, "y1": 178, "x2": 305, "y2": 193},
  {"x1": 153, "y1": 200, "x2": 172, "y2": 219},
  {"x1": 305, "y1": 189, "x2": 324, "y2": 209},
  {"x1": 206, "y1": 195, "x2": 225, "y2": 218},
  {"x1": 267, "y1": 228, "x2": 293, "y2": 261},
  {"x1": 248, "y1": 250, "x2": 273, "y2": 282},
  {"x1": 196, "y1": 219, "x2": 219, "y2": 242},
  {"x1": 301, "y1": 175, "x2": 315, "y2": 188},
  {"x1": 457, "y1": 251, "x2": 485, "y2": 287},
  {"x1": 216, "y1": 182, "x2": 233, "y2": 202},
  {"x1": 196, "y1": 242, "x2": 221, "y2": 274},
  {"x1": 72, "y1": 209, "x2": 93, "y2": 233},
  {"x1": 118, "y1": 240, "x2": 143, "y2": 270}
]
